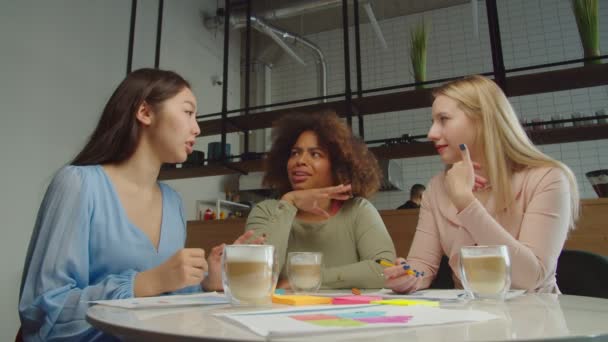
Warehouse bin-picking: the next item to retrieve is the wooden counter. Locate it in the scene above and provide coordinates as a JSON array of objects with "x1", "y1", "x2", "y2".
[{"x1": 187, "y1": 198, "x2": 608, "y2": 256}]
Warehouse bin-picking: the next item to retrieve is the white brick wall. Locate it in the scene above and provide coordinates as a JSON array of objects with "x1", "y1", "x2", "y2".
[{"x1": 270, "y1": 0, "x2": 608, "y2": 209}]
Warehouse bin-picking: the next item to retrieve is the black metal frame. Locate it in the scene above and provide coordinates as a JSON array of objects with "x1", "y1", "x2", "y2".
[
  {"x1": 485, "y1": 0, "x2": 505, "y2": 88},
  {"x1": 353, "y1": 0, "x2": 364, "y2": 139},
  {"x1": 220, "y1": 0, "x2": 230, "y2": 163},
  {"x1": 341, "y1": 0, "x2": 353, "y2": 128},
  {"x1": 152, "y1": 0, "x2": 607, "y2": 165},
  {"x1": 243, "y1": 0, "x2": 252, "y2": 155},
  {"x1": 126, "y1": 0, "x2": 137, "y2": 74},
  {"x1": 154, "y1": 0, "x2": 164, "y2": 69}
]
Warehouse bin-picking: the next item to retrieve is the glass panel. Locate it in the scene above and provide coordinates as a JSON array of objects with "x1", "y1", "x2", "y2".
[
  {"x1": 497, "y1": 0, "x2": 608, "y2": 71},
  {"x1": 358, "y1": 1, "x2": 493, "y2": 94},
  {"x1": 266, "y1": 2, "x2": 348, "y2": 108},
  {"x1": 162, "y1": 0, "x2": 233, "y2": 116}
]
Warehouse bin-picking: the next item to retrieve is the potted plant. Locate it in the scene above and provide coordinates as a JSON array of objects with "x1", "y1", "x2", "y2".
[
  {"x1": 572, "y1": 0, "x2": 601, "y2": 65},
  {"x1": 409, "y1": 20, "x2": 428, "y2": 89}
]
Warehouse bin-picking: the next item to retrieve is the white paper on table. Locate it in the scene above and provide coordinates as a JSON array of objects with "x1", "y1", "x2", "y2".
[
  {"x1": 367, "y1": 289, "x2": 525, "y2": 301},
  {"x1": 215, "y1": 304, "x2": 498, "y2": 338},
  {"x1": 90, "y1": 292, "x2": 229, "y2": 309}
]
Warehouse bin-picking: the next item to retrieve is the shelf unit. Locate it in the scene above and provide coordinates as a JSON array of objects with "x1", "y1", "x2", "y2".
[
  {"x1": 154, "y1": 1, "x2": 608, "y2": 182},
  {"x1": 196, "y1": 199, "x2": 250, "y2": 220},
  {"x1": 159, "y1": 123, "x2": 608, "y2": 180},
  {"x1": 195, "y1": 64, "x2": 608, "y2": 138}
]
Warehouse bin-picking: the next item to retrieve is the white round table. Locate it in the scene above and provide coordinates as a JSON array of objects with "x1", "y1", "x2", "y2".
[{"x1": 86, "y1": 293, "x2": 608, "y2": 341}]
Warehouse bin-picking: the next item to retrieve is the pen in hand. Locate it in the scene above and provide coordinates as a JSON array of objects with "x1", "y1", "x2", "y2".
[{"x1": 375, "y1": 259, "x2": 425, "y2": 278}]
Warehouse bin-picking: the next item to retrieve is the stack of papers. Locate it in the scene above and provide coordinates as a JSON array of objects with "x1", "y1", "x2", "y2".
[
  {"x1": 368, "y1": 289, "x2": 526, "y2": 301},
  {"x1": 216, "y1": 304, "x2": 498, "y2": 338},
  {"x1": 90, "y1": 292, "x2": 229, "y2": 309}
]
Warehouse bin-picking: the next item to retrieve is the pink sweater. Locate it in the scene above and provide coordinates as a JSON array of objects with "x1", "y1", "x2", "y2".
[{"x1": 407, "y1": 166, "x2": 573, "y2": 293}]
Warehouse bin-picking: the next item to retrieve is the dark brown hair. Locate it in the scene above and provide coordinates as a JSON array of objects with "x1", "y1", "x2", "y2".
[
  {"x1": 410, "y1": 183, "x2": 426, "y2": 200},
  {"x1": 72, "y1": 68, "x2": 190, "y2": 165},
  {"x1": 263, "y1": 111, "x2": 382, "y2": 198}
]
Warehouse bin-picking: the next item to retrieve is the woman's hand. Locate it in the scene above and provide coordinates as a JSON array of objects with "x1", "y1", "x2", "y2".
[
  {"x1": 281, "y1": 184, "x2": 352, "y2": 217},
  {"x1": 384, "y1": 258, "x2": 418, "y2": 294},
  {"x1": 444, "y1": 144, "x2": 487, "y2": 211},
  {"x1": 135, "y1": 248, "x2": 207, "y2": 297},
  {"x1": 203, "y1": 230, "x2": 267, "y2": 291}
]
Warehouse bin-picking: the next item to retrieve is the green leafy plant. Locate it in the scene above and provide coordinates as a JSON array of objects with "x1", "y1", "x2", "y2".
[
  {"x1": 572, "y1": 0, "x2": 601, "y2": 65},
  {"x1": 410, "y1": 21, "x2": 428, "y2": 89}
]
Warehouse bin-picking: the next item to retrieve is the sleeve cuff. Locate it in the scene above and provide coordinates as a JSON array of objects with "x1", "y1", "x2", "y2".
[
  {"x1": 277, "y1": 200, "x2": 297, "y2": 214},
  {"x1": 269, "y1": 200, "x2": 297, "y2": 222},
  {"x1": 124, "y1": 269, "x2": 138, "y2": 298},
  {"x1": 320, "y1": 268, "x2": 346, "y2": 287}
]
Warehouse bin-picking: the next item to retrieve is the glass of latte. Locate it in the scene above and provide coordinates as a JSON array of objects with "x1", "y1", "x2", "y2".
[
  {"x1": 460, "y1": 245, "x2": 511, "y2": 301},
  {"x1": 222, "y1": 245, "x2": 278, "y2": 306},
  {"x1": 287, "y1": 252, "x2": 322, "y2": 293}
]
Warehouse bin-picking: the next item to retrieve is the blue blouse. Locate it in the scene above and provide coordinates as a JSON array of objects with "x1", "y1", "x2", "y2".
[{"x1": 19, "y1": 165, "x2": 200, "y2": 341}]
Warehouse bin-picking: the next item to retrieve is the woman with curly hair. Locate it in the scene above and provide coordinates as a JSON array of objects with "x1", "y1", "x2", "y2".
[{"x1": 245, "y1": 111, "x2": 396, "y2": 289}]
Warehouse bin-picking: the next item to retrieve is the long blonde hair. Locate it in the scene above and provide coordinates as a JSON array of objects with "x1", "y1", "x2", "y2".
[{"x1": 432, "y1": 75, "x2": 579, "y2": 229}]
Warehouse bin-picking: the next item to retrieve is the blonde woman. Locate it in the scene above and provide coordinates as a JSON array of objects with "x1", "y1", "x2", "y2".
[{"x1": 385, "y1": 75, "x2": 579, "y2": 294}]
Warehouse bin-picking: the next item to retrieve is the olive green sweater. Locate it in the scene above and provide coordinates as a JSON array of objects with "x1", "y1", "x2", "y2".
[{"x1": 245, "y1": 197, "x2": 396, "y2": 289}]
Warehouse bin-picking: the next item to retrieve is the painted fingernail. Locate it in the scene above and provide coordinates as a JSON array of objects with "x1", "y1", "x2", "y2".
[
  {"x1": 400, "y1": 261, "x2": 406, "y2": 265},
  {"x1": 421, "y1": 272, "x2": 425, "y2": 276},
  {"x1": 403, "y1": 265, "x2": 410, "y2": 270},
  {"x1": 459, "y1": 144, "x2": 466, "y2": 150}
]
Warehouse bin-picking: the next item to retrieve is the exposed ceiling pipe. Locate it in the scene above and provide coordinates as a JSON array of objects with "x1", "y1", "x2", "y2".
[
  {"x1": 208, "y1": 0, "x2": 388, "y2": 50},
  {"x1": 205, "y1": 0, "x2": 392, "y2": 103},
  {"x1": 252, "y1": 0, "x2": 387, "y2": 49},
  {"x1": 235, "y1": 17, "x2": 328, "y2": 101},
  {"x1": 363, "y1": 2, "x2": 388, "y2": 49},
  {"x1": 254, "y1": 0, "x2": 343, "y2": 21},
  {"x1": 247, "y1": 17, "x2": 307, "y2": 66}
]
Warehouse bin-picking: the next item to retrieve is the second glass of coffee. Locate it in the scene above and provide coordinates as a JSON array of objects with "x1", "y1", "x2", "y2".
[{"x1": 287, "y1": 252, "x2": 322, "y2": 293}]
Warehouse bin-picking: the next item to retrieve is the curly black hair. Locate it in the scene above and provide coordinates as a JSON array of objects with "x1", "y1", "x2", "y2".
[{"x1": 263, "y1": 111, "x2": 382, "y2": 198}]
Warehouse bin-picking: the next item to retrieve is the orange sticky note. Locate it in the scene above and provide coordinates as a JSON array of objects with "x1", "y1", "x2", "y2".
[{"x1": 272, "y1": 295, "x2": 333, "y2": 306}]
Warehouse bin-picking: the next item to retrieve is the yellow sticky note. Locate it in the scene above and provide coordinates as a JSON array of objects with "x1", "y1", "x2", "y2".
[
  {"x1": 272, "y1": 294, "x2": 333, "y2": 306},
  {"x1": 371, "y1": 299, "x2": 439, "y2": 307}
]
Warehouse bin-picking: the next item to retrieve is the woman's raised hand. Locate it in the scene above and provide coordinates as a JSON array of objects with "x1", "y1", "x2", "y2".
[
  {"x1": 281, "y1": 184, "x2": 352, "y2": 218},
  {"x1": 444, "y1": 144, "x2": 488, "y2": 211}
]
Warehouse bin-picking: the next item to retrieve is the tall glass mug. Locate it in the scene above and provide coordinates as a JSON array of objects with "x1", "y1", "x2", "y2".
[
  {"x1": 222, "y1": 245, "x2": 278, "y2": 306},
  {"x1": 460, "y1": 245, "x2": 511, "y2": 301},
  {"x1": 287, "y1": 252, "x2": 323, "y2": 293}
]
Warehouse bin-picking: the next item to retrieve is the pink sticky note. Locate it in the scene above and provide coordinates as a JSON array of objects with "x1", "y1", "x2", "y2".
[
  {"x1": 355, "y1": 315, "x2": 413, "y2": 324},
  {"x1": 332, "y1": 295, "x2": 384, "y2": 305},
  {"x1": 290, "y1": 314, "x2": 339, "y2": 321}
]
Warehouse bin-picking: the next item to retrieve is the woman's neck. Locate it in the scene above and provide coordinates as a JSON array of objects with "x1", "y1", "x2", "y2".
[{"x1": 105, "y1": 145, "x2": 161, "y2": 192}]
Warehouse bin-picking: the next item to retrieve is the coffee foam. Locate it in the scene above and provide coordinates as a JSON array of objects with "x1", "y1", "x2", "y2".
[
  {"x1": 289, "y1": 253, "x2": 322, "y2": 265},
  {"x1": 290, "y1": 259, "x2": 321, "y2": 265},
  {"x1": 463, "y1": 254, "x2": 504, "y2": 259},
  {"x1": 225, "y1": 245, "x2": 273, "y2": 262}
]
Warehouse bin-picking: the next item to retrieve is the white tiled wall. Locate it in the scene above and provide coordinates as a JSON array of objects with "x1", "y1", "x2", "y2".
[{"x1": 269, "y1": 0, "x2": 608, "y2": 209}]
